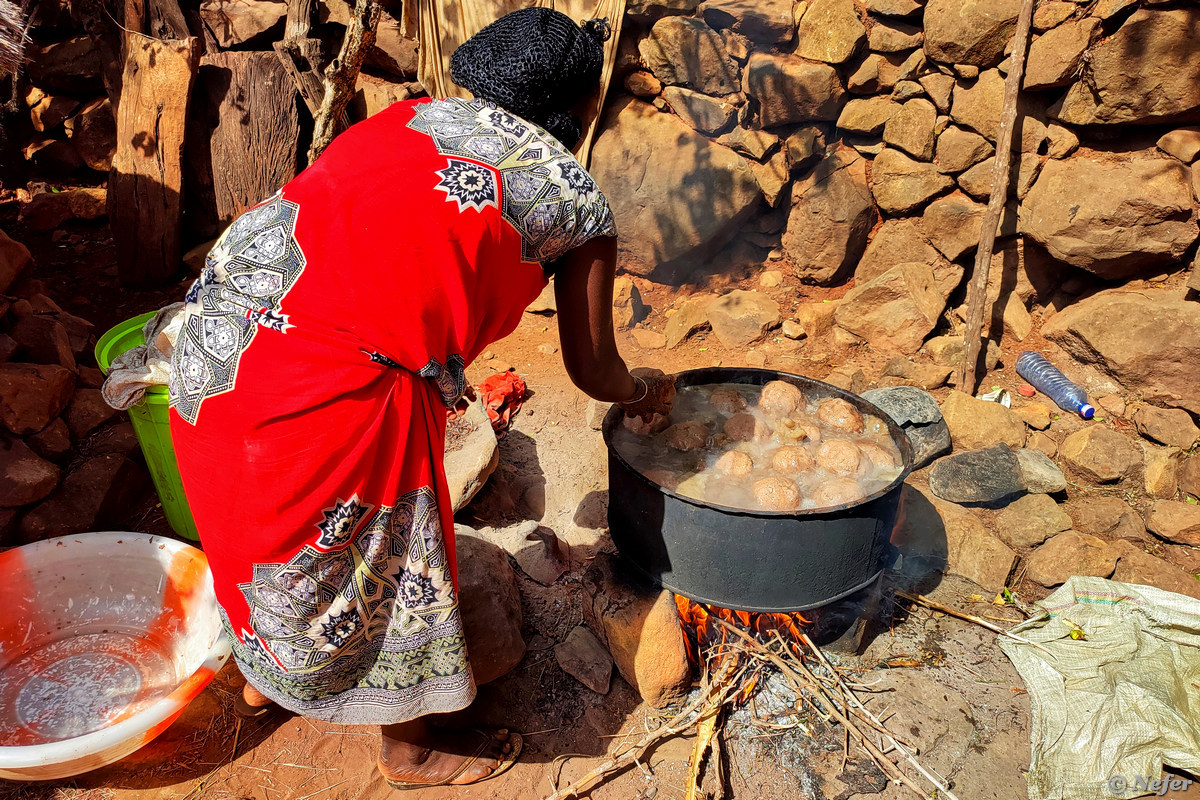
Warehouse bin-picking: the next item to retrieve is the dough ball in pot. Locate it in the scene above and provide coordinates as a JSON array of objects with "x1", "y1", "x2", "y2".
[
  {"x1": 753, "y1": 477, "x2": 802, "y2": 511},
  {"x1": 643, "y1": 469, "x2": 681, "y2": 491},
  {"x1": 724, "y1": 413, "x2": 773, "y2": 443},
  {"x1": 715, "y1": 450, "x2": 754, "y2": 476},
  {"x1": 776, "y1": 415, "x2": 821, "y2": 443},
  {"x1": 709, "y1": 388, "x2": 748, "y2": 414},
  {"x1": 665, "y1": 421, "x2": 710, "y2": 451},
  {"x1": 758, "y1": 380, "x2": 806, "y2": 417},
  {"x1": 812, "y1": 477, "x2": 866, "y2": 508},
  {"x1": 818, "y1": 398, "x2": 865, "y2": 433},
  {"x1": 858, "y1": 441, "x2": 898, "y2": 470},
  {"x1": 816, "y1": 439, "x2": 862, "y2": 476},
  {"x1": 771, "y1": 445, "x2": 815, "y2": 474},
  {"x1": 624, "y1": 413, "x2": 671, "y2": 436}
]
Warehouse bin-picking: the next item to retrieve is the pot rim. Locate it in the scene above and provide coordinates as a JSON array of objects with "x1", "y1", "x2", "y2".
[{"x1": 602, "y1": 367, "x2": 915, "y2": 519}]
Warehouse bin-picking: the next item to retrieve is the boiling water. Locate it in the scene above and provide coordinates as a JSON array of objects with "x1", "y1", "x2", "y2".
[
  {"x1": 612, "y1": 383, "x2": 903, "y2": 512},
  {"x1": 0, "y1": 623, "x2": 184, "y2": 746}
]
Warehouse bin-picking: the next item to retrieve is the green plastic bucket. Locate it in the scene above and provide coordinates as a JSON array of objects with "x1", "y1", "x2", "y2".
[{"x1": 95, "y1": 312, "x2": 199, "y2": 541}]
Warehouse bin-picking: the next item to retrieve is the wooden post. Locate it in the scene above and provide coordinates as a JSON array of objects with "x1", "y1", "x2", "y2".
[
  {"x1": 273, "y1": 36, "x2": 329, "y2": 117},
  {"x1": 959, "y1": 0, "x2": 1037, "y2": 393},
  {"x1": 196, "y1": 51, "x2": 301, "y2": 225},
  {"x1": 109, "y1": 34, "x2": 200, "y2": 287},
  {"x1": 307, "y1": 0, "x2": 380, "y2": 162}
]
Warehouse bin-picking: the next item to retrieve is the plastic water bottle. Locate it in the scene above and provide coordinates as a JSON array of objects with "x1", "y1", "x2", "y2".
[{"x1": 1015, "y1": 351, "x2": 1095, "y2": 419}]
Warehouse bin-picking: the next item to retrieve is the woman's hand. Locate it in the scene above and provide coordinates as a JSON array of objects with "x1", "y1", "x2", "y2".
[{"x1": 618, "y1": 367, "x2": 675, "y2": 422}]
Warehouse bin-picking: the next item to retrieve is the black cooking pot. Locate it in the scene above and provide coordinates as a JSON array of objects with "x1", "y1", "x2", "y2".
[{"x1": 604, "y1": 368, "x2": 914, "y2": 613}]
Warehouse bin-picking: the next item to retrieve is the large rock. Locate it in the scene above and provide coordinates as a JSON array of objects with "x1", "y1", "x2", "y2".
[
  {"x1": 883, "y1": 98, "x2": 937, "y2": 161},
  {"x1": 554, "y1": 626, "x2": 613, "y2": 694},
  {"x1": 794, "y1": 0, "x2": 865, "y2": 64},
  {"x1": 867, "y1": 19, "x2": 923, "y2": 52},
  {"x1": 855, "y1": 219, "x2": 962, "y2": 299},
  {"x1": 582, "y1": 552, "x2": 691, "y2": 708},
  {"x1": 1042, "y1": 291, "x2": 1200, "y2": 415},
  {"x1": 1144, "y1": 445, "x2": 1180, "y2": 500},
  {"x1": 27, "y1": 36, "x2": 102, "y2": 93},
  {"x1": 782, "y1": 147, "x2": 875, "y2": 284},
  {"x1": 1024, "y1": 531, "x2": 1117, "y2": 588},
  {"x1": 27, "y1": 418, "x2": 72, "y2": 462},
  {"x1": 662, "y1": 86, "x2": 735, "y2": 134},
  {"x1": 0, "y1": 364, "x2": 75, "y2": 436},
  {"x1": 613, "y1": 277, "x2": 649, "y2": 330},
  {"x1": 639, "y1": 17, "x2": 740, "y2": 96},
  {"x1": 958, "y1": 153, "x2": 1043, "y2": 201},
  {"x1": 861, "y1": 386, "x2": 952, "y2": 468},
  {"x1": 1059, "y1": 426, "x2": 1143, "y2": 484},
  {"x1": 951, "y1": 70, "x2": 1047, "y2": 153},
  {"x1": 1024, "y1": 18, "x2": 1100, "y2": 91},
  {"x1": 1019, "y1": 152, "x2": 1198, "y2": 279},
  {"x1": 1070, "y1": 496, "x2": 1147, "y2": 541},
  {"x1": 1182, "y1": 457, "x2": 1200, "y2": 500},
  {"x1": 1016, "y1": 448, "x2": 1067, "y2": 494},
  {"x1": 939, "y1": 389, "x2": 1026, "y2": 450},
  {"x1": 1158, "y1": 129, "x2": 1200, "y2": 164},
  {"x1": 592, "y1": 98, "x2": 760, "y2": 277},
  {"x1": 368, "y1": 9, "x2": 418, "y2": 78},
  {"x1": 454, "y1": 530, "x2": 526, "y2": 685},
  {"x1": 707, "y1": 290, "x2": 780, "y2": 347},
  {"x1": 18, "y1": 455, "x2": 145, "y2": 543},
  {"x1": 1145, "y1": 501, "x2": 1200, "y2": 547},
  {"x1": 10, "y1": 315, "x2": 75, "y2": 371},
  {"x1": 923, "y1": 0, "x2": 1023, "y2": 67},
  {"x1": 743, "y1": 52, "x2": 845, "y2": 128},
  {"x1": 934, "y1": 125, "x2": 993, "y2": 174},
  {"x1": 0, "y1": 435, "x2": 60, "y2": 508},
  {"x1": 929, "y1": 444, "x2": 1026, "y2": 505},
  {"x1": 64, "y1": 388, "x2": 117, "y2": 441},
  {"x1": 0, "y1": 230, "x2": 31, "y2": 294},
  {"x1": 837, "y1": 96, "x2": 901, "y2": 135},
  {"x1": 1133, "y1": 405, "x2": 1200, "y2": 450},
  {"x1": 64, "y1": 98, "x2": 116, "y2": 172},
  {"x1": 700, "y1": 0, "x2": 796, "y2": 44},
  {"x1": 352, "y1": 73, "x2": 416, "y2": 119},
  {"x1": 869, "y1": 148, "x2": 955, "y2": 214},
  {"x1": 833, "y1": 262, "x2": 944, "y2": 354},
  {"x1": 445, "y1": 400, "x2": 499, "y2": 513},
  {"x1": 1050, "y1": 8, "x2": 1200, "y2": 126},
  {"x1": 921, "y1": 192, "x2": 986, "y2": 261},
  {"x1": 18, "y1": 187, "x2": 107, "y2": 231},
  {"x1": 997, "y1": 493, "x2": 1071, "y2": 549},
  {"x1": 665, "y1": 294, "x2": 715, "y2": 347},
  {"x1": 1111, "y1": 541, "x2": 1200, "y2": 602},
  {"x1": 848, "y1": 52, "x2": 910, "y2": 95},
  {"x1": 199, "y1": 0, "x2": 287, "y2": 48}
]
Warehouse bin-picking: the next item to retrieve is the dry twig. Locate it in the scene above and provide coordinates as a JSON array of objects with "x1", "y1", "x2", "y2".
[{"x1": 896, "y1": 591, "x2": 1054, "y2": 657}]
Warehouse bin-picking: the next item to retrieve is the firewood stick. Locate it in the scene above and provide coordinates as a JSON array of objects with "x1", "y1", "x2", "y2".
[
  {"x1": 687, "y1": 709, "x2": 719, "y2": 800},
  {"x1": 896, "y1": 591, "x2": 1055, "y2": 656},
  {"x1": 307, "y1": 0, "x2": 380, "y2": 162},
  {"x1": 959, "y1": 0, "x2": 1037, "y2": 392}
]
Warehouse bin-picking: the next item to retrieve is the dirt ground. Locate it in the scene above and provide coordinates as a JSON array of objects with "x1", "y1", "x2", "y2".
[{"x1": 2, "y1": 214, "x2": 1196, "y2": 800}]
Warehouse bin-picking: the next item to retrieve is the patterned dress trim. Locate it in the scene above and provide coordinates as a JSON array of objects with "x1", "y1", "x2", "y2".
[
  {"x1": 228, "y1": 485, "x2": 475, "y2": 724},
  {"x1": 170, "y1": 192, "x2": 307, "y2": 425},
  {"x1": 407, "y1": 99, "x2": 617, "y2": 265}
]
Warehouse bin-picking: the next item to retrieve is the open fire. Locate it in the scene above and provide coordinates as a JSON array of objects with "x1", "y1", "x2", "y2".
[{"x1": 674, "y1": 594, "x2": 812, "y2": 669}]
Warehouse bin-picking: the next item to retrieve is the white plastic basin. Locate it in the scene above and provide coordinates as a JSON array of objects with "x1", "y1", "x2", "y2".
[{"x1": 0, "y1": 532, "x2": 230, "y2": 780}]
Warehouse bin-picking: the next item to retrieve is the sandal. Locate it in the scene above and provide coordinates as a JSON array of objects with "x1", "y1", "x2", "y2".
[
  {"x1": 233, "y1": 692, "x2": 276, "y2": 720},
  {"x1": 380, "y1": 728, "x2": 523, "y2": 790}
]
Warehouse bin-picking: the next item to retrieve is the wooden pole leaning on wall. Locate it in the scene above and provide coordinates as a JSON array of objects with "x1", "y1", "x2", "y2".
[
  {"x1": 959, "y1": 0, "x2": 1037, "y2": 393},
  {"x1": 307, "y1": 0, "x2": 380, "y2": 163}
]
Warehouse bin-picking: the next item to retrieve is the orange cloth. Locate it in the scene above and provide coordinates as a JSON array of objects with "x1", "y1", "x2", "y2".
[{"x1": 477, "y1": 371, "x2": 528, "y2": 432}]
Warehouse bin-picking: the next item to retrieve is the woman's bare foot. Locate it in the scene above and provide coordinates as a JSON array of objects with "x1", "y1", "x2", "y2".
[
  {"x1": 378, "y1": 719, "x2": 516, "y2": 786},
  {"x1": 233, "y1": 682, "x2": 276, "y2": 719}
]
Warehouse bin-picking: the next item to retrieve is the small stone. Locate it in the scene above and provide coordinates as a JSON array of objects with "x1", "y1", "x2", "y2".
[
  {"x1": 1157, "y1": 129, "x2": 1200, "y2": 164},
  {"x1": 1024, "y1": 531, "x2": 1117, "y2": 588},
  {"x1": 1027, "y1": 431, "x2": 1058, "y2": 459},
  {"x1": 0, "y1": 435, "x2": 60, "y2": 508},
  {"x1": 867, "y1": 18, "x2": 923, "y2": 52},
  {"x1": 1045, "y1": 123, "x2": 1079, "y2": 159},
  {"x1": 951, "y1": 526, "x2": 1018, "y2": 592},
  {"x1": 924, "y1": 335, "x2": 1001, "y2": 371},
  {"x1": 759, "y1": 269, "x2": 784, "y2": 288},
  {"x1": 1014, "y1": 401, "x2": 1052, "y2": 430},
  {"x1": 866, "y1": 0, "x2": 920, "y2": 15},
  {"x1": 824, "y1": 366, "x2": 868, "y2": 393},
  {"x1": 1097, "y1": 394, "x2": 1126, "y2": 419},
  {"x1": 785, "y1": 127, "x2": 822, "y2": 168},
  {"x1": 958, "y1": 152, "x2": 1043, "y2": 201},
  {"x1": 794, "y1": 0, "x2": 866, "y2": 64},
  {"x1": 881, "y1": 358, "x2": 953, "y2": 390},
  {"x1": 536, "y1": 343, "x2": 558, "y2": 356},
  {"x1": 750, "y1": 149, "x2": 792, "y2": 207},
  {"x1": 701, "y1": 0, "x2": 797, "y2": 45},
  {"x1": 65, "y1": 388, "x2": 118, "y2": 440},
  {"x1": 475, "y1": 520, "x2": 570, "y2": 586},
  {"x1": 744, "y1": 350, "x2": 767, "y2": 368},
  {"x1": 920, "y1": 73, "x2": 957, "y2": 114},
  {"x1": 662, "y1": 86, "x2": 736, "y2": 134},
  {"x1": 582, "y1": 553, "x2": 691, "y2": 708},
  {"x1": 625, "y1": 71, "x2": 663, "y2": 98},
  {"x1": 934, "y1": 125, "x2": 994, "y2": 173},
  {"x1": 706, "y1": 290, "x2": 781, "y2": 348},
  {"x1": 0, "y1": 364, "x2": 76, "y2": 436},
  {"x1": 882, "y1": 98, "x2": 938, "y2": 161},
  {"x1": 1132, "y1": 405, "x2": 1200, "y2": 449},
  {"x1": 861, "y1": 386, "x2": 952, "y2": 469},
  {"x1": 10, "y1": 315, "x2": 75, "y2": 371},
  {"x1": 833, "y1": 263, "x2": 944, "y2": 354},
  {"x1": 444, "y1": 400, "x2": 499, "y2": 513},
  {"x1": 88, "y1": 421, "x2": 140, "y2": 457},
  {"x1": 1111, "y1": 541, "x2": 1200, "y2": 602},
  {"x1": 64, "y1": 98, "x2": 115, "y2": 172},
  {"x1": 1024, "y1": 18, "x2": 1100, "y2": 90},
  {"x1": 921, "y1": 192, "x2": 987, "y2": 260},
  {"x1": 198, "y1": 0, "x2": 287, "y2": 48},
  {"x1": 1033, "y1": 1, "x2": 1076, "y2": 31},
  {"x1": 1060, "y1": 426, "x2": 1143, "y2": 484},
  {"x1": 940, "y1": 389, "x2": 1026, "y2": 450},
  {"x1": 526, "y1": 282, "x2": 557, "y2": 315},
  {"x1": 742, "y1": 52, "x2": 846, "y2": 128},
  {"x1": 782, "y1": 320, "x2": 806, "y2": 340},
  {"x1": 996, "y1": 492, "x2": 1072, "y2": 549},
  {"x1": 837, "y1": 96, "x2": 901, "y2": 135},
  {"x1": 665, "y1": 295, "x2": 714, "y2": 348},
  {"x1": 929, "y1": 444, "x2": 1026, "y2": 505},
  {"x1": 77, "y1": 366, "x2": 104, "y2": 389},
  {"x1": 613, "y1": 277, "x2": 649, "y2": 330},
  {"x1": 26, "y1": 418, "x2": 71, "y2": 461},
  {"x1": 1070, "y1": 496, "x2": 1147, "y2": 541},
  {"x1": 1016, "y1": 447, "x2": 1067, "y2": 494},
  {"x1": 870, "y1": 148, "x2": 956, "y2": 214},
  {"x1": 1145, "y1": 501, "x2": 1200, "y2": 547},
  {"x1": 587, "y1": 400, "x2": 613, "y2": 431},
  {"x1": 891, "y1": 80, "x2": 925, "y2": 102},
  {"x1": 795, "y1": 301, "x2": 839, "y2": 338},
  {"x1": 554, "y1": 626, "x2": 613, "y2": 694},
  {"x1": 1181, "y1": 457, "x2": 1200, "y2": 500},
  {"x1": 717, "y1": 127, "x2": 781, "y2": 161},
  {"x1": 631, "y1": 329, "x2": 667, "y2": 349},
  {"x1": 1144, "y1": 445, "x2": 1181, "y2": 500},
  {"x1": 454, "y1": 531, "x2": 526, "y2": 685},
  {"x1": 1018, "y1": 384, "x2": 1036, "y2": 398}
]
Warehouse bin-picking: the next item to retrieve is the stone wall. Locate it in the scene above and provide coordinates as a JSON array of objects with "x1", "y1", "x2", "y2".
[{"x1": 589, "y1": 0, "x2": 1200, "y2": 355}]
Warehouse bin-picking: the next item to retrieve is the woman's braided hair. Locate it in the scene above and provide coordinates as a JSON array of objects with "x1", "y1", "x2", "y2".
[{"x1": 450, "y1": 8, "x2": 611, "y2": 149}]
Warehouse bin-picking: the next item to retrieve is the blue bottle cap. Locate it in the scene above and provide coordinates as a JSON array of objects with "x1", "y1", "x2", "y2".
[{"x1": 1079, "y1": 404, "x2": 1095, "y2": 419}]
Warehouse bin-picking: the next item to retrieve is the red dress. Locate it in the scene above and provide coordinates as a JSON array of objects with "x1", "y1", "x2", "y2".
[{"x1": 169, "y1": 97, "x2": 615, "y2": 724}]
